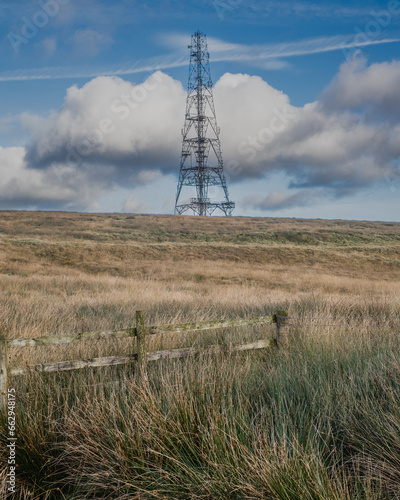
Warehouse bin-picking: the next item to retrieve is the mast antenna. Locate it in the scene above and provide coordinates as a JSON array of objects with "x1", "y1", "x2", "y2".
[{"x1": 174, "y1": 31, "x2": 235, "y2": 216}]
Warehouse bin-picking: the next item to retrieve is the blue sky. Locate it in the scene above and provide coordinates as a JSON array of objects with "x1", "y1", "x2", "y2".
[{"x1": 1, "y1": 0, "x2": 400, "y2": 220}]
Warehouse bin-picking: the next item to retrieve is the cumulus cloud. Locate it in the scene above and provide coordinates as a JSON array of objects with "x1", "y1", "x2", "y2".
[
  {"x1": 215, "y1": 57, "x2": 400, "y2": 205},
  {"x1": 10, "y1": 54, "x2": 400, "y2": 211},
  {"x1": 320, "y1": 53, "x2": 400, "y2": 120},
  {"x1": 0, "y1": 146, "x2": 104, "y2": 210},
  {"x1": 25, "y1": 71, "x2": 186, "y2": 177}
]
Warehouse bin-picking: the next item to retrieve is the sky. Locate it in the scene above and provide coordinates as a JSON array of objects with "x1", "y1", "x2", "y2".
[{"x1": 1, "y1": 0, "x2": 400, "y2": 221}]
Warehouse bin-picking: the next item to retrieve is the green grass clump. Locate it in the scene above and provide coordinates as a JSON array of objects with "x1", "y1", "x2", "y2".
[{"x1": 2, "y1": 327, "x2": 400, "y2": 499}]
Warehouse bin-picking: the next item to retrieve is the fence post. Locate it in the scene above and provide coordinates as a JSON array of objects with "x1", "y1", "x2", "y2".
[
  {"x1": 0, "y1": 333, "x2": 8, "y2": 411},
  {"x1": 274, "y1": 311, "x2": 289, "y2": 349},
  {"x1": 136, "y1": 311, "x2": 148, "y2": 382}
]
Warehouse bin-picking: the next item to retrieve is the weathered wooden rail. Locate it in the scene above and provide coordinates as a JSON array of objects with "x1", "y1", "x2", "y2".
[{"x1": 0, "y1": 311, "x2": 288, "y2": 410}]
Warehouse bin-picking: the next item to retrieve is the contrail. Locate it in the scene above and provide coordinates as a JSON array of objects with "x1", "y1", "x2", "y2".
[{"x1": 0, "y1": 34, "x2": 399, "y2": 81}]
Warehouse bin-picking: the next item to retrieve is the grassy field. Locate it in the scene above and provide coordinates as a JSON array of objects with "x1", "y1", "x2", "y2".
[{"x1": 1, "y1": 211, "x2": 400, "y2": 499}]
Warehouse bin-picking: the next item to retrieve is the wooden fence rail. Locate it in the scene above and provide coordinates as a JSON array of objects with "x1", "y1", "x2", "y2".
[{"x1": 0, "y1": 311, "x2": 288, "y2": 410}]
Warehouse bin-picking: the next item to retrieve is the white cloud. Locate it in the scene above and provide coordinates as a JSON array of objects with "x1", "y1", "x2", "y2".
[
  {"x1": 6, "y1": 55, "x2": 400, "y2": 211},
  {"x1": 26, "y1": 71, "x2": 185, "y2": 173},
  {"x1": 0, "y1": 146, "x2": 103, "y2": 210},
  {"x1": 321, "y1": 53, "x2": 400, "y2": 119}
]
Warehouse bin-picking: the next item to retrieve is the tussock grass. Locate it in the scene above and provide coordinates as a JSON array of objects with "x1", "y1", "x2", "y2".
[{"x1": 1, "y1": 211, "x2": 400, "y2": 498}]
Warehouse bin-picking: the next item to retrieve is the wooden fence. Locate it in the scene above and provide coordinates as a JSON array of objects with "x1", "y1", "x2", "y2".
[{"x1": 0, "y1": 310, "x2": 288, "y2": 410}]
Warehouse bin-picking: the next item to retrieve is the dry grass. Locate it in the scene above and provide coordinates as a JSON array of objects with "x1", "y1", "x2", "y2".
[
  {"x1": 0, "y1": 211, "x2": 400, "y2": 498},
  {"x1": 1, "y1": 210, "x2": 399, "y2": 328},
  {"x1": 1, "y1": 211, "x2": 399, "y2": 366}
]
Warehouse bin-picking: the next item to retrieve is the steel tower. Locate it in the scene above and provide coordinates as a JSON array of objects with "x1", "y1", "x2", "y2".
[{"x1": 174, "y1": 31, "x2": 235, "y2": 216}]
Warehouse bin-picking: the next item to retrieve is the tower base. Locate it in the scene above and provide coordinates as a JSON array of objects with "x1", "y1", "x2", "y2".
[{"x1": 175, "y1": 198, "x2": 235, "y2": 216}]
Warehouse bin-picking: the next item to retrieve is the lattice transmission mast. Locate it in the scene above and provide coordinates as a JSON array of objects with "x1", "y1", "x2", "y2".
[{"x1": 174, "y1": 31, "x2": 235, "y2": 216}]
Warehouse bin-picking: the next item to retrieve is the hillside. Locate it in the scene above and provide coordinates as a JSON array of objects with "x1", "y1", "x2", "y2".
[{"x1": 1, "y1": 211, "x2": 399, "y2": 280}]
